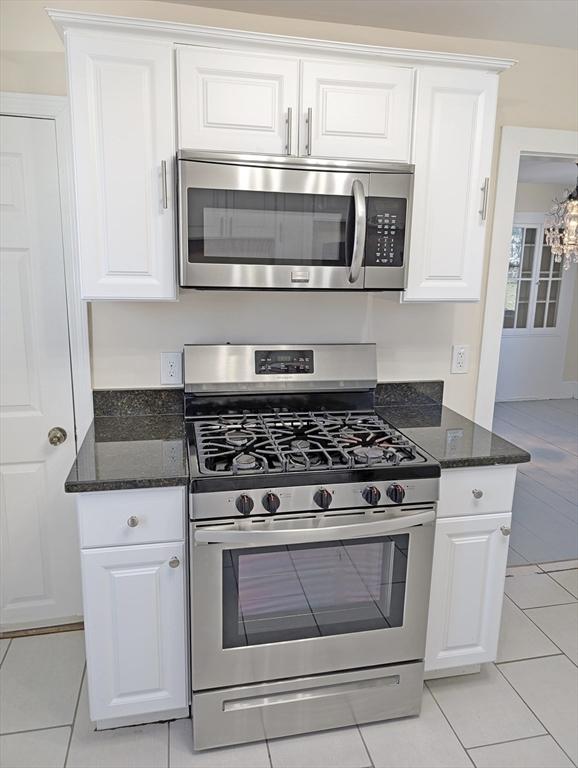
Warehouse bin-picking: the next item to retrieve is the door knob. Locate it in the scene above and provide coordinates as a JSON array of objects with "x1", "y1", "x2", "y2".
[
  {"x1": 500, "y1": 525, "x2": 511, "y2": 536},
  {"x1": 169, "y1": 557, "x2": 180, "y2": 568},
  {"x1": 48, "y1": 427, "x2": 67, "y2": 446},
  {"x1": 472, "y1": 488, "x2": 484, "y2": 499}
]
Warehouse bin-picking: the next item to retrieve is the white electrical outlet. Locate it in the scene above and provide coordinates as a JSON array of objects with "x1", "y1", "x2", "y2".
[
  {"x1": 160, "y1": 352, "x2": 183, "y2": 386},
  {"x1": 451, "y1": 345, "x2": 469, "y2": 374}
]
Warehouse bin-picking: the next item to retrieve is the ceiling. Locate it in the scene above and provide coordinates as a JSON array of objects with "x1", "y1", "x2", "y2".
[
  {"x1": 164, "y1": 0, "x2": 578, "y2": 49},
  {"x1": 518, "y1": 156, "x2": 578, "y2": 185}
]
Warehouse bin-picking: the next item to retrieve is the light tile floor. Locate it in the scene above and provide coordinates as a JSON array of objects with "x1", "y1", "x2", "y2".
[
  {"x1": 492, "y1": 398, "x2": 578, "y2": 566},
  {"x1": 1, "y1": 564, "x2": 576, "y2": 768}
]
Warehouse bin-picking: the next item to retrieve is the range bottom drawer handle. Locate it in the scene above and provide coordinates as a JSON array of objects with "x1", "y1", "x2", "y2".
[
  {"x1": 223, "y1": 675, "x2": 400, "y2": 712},
  {"x1": 195, "y1": 509, "x2": 435, "y2": 545}
]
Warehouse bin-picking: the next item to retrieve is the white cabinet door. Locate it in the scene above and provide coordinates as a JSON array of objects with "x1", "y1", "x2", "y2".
[
  {"x1": 67, "y1": 33, "x2": 176, "y2": 300},
  {"x1": 425, "y1": 513, "x2": 510, "y2": 672},
  {"x1": 81, "y1": 542, "x2": 187, "y2": 721},
  {"x1": 300, "y1": 59, "x2": 413, "y2": 161},
  {"x1": 405, "y1": 68, "x2": 498, "y2": 301},
  {"x1": 177, "y1": 46, "x2": 299, "y2": 155}
]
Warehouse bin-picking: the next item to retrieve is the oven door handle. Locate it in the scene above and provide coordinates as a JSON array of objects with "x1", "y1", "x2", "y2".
[
  {"x1": 194, "y1": 509, "x2": 435, "y2": 546},
  {"x1": 348, "y1": 178, "x2": 367, "y2": 284}
]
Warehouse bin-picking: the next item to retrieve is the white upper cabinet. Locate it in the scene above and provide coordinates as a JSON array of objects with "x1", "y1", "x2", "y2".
[
  {"x1": 67, "y1": 32, "x2": 176, "y2": 300},
  {"x1": 405, "y1": 68, "x2": 499, "y2": 301},
  {"x1": 177, "y1": 47, "x2": 299, "y2": 155},
  {"x1": 300, "y1": 59, "x2": 414, "y2": 161}
]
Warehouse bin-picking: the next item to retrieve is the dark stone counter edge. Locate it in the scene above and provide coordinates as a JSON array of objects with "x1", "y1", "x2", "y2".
[
  {"x1": 65, "y1": 475, "x2": 189, "y2": 493},
  {"x1": 439, "y1": 453, "x2": 530, "y2": 469}
]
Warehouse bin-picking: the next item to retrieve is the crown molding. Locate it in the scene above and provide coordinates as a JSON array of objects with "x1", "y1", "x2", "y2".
[{"x1": 46, "y1": 9, "x2": 516, "y2": 73}]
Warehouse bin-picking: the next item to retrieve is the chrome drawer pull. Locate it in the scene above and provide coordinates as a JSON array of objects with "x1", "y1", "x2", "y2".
[
  {"x1": 127, "y1": 516, "x2": 139, "y2": 528},
  {"x1": 169, "y1": 556, "x2": 180, "y2": 568},
  {"x1": 223, "y1": 674, "x2": 400, "y2": 712},
  {"x1": 500, "y1": 525, "x2": 511, "y2": 536},
  {"x1": 285, "y1": 107, "x2": 292, "y2": 155},
  {"x1": 472, "y1": 489, "x2": 484, "y2": 500}
]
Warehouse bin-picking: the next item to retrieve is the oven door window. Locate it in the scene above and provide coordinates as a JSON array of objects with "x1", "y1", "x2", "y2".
[
  {"x1": 187, "y1": 188, "x2": 355, "y2": 267},
  {"x1": 223, "y1": 534, "x2": 408, "y2": 648}
]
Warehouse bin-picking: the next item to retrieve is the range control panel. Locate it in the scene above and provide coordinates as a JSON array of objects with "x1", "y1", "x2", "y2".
[
  {"x1": 365, "y1": 197, "x2": 407, "y2": 268},
  {"x1": 255, "y1": 349, "x2": 314, "y2": 375}
]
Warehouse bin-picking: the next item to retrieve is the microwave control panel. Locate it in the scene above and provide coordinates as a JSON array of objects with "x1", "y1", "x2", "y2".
[
  {"x1": 255, "y1": 350, "x2": 314, "y2": 375},
  {"x1": 365, "y1": 198, "x2": 407, "y2": 268}
]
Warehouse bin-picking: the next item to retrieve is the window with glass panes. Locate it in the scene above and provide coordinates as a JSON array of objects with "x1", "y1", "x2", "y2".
[{"x1": 503, "y1": 221, "x2": 563, "y2": 331}]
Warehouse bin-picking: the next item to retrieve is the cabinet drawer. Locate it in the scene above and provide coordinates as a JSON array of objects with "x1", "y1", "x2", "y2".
[
  {"x1": 78, "y1": 487, "x2": 185, "y2": 548},
  {"x1": 439, "y1": 465, "x2": 516, "y2": 519}
]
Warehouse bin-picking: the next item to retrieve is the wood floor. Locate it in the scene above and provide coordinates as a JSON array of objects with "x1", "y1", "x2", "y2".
[{"x1": 493, "y1": 399, "x2": 578, "y2": 566}]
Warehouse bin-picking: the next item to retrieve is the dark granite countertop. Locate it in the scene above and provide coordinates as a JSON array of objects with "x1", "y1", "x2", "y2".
[
  {"x1": 375, "y1": 404, "x2": 531, "y2": 469},
  {"x1": 65, "y1": 403, "x2": 189, "y2": 493},
  {"x1": 65, "y1": 384, "x2": 530, "y2": 493}
]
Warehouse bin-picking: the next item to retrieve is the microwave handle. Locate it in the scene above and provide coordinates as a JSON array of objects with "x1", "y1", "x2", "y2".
[
  {"x1": 194, "y1": 509, "x2": 434, "y2": 546},
  {"x1": 348, "y1": 178, "x2": 367, "y2": 284}
]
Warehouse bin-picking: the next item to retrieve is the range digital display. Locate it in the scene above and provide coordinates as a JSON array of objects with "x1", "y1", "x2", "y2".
[{"x1": 255, "y1": 350, "x2": 314, "y2": 375}]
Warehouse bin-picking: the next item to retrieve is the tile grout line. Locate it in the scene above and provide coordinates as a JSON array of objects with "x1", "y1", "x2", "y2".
[
  {"x1": 493, "y1": 659, "x2": 577, "y2": 767},
  {"x1": 510, "y1": 604, "x2": 578, "y2": 670},
  {"x1": 466, "y1": 730, "x2": 565, "y2": 753},
  {"x1": 0, "y1": 723, "x2": 74, "y2": 737},
  {"x1": 264, "y1": 736, "x2": 273, "y2": 768},
  {"x1": 423, "y1": 682, "x2": 476, "y2": 767},
  {"x1": 167, "y1": 717, "x2": 171, "y2": 768},
  {"x1": 64, "y1": 663, "x2": 86, "y2": 768},
  {"x1": 354, "y1": 723, "x2": 375, "y2": 768},
  {"x1": 543, "y1": 571, "x2": 578, "y2": 602},
  {"x1": 0, "y1": 638, "x2": 12, "y2": 670}
]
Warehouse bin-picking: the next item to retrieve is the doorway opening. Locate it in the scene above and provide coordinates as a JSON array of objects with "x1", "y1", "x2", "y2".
[{"x1": 492, "y1": 155, "x2": 578, "y2": 565}]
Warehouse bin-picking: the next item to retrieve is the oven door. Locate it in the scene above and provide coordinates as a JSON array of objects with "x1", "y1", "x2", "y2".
[
  {"x1": 179, "y1": 160, "x2": 369, "y2": 290},
  {"x1": 191, "y1": 507, "x2": 435, "y2": 691}
]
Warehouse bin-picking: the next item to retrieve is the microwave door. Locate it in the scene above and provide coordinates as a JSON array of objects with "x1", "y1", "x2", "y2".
[{"x1": 179, "y1": 161, "x2": 369, "y2": 290}]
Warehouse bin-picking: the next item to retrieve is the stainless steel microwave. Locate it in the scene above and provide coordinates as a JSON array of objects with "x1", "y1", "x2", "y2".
[{"x1": 177, "y1": 151, "x2": 413, "y2": 291}]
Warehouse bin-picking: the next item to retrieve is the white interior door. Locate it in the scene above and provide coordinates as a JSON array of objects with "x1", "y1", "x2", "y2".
[
  {"x1": 496, "y1": 214, "x2": 577, "y2": 401},
  {"x1": 0, "y1": 114, "x2": 81, "y2": 630}
]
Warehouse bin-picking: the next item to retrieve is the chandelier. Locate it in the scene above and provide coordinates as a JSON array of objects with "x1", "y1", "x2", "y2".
[{"x1": 544, "y1": 168, "x2": 578, "y2": 270}]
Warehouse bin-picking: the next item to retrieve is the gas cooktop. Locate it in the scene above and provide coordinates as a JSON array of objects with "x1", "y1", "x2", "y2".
[{"x1": 192, "y1": 410, "x2": 426, "y2": 476}]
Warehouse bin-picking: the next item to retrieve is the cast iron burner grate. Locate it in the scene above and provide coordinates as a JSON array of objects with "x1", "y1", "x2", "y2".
[{"x1": 193, "y1": 410, "x2": 427, "y2": 476}]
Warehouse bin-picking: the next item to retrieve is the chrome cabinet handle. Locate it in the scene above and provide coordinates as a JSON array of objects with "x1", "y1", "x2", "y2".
[
  {"x1": 127, "y1": 516, "x2": 139, "y2": 528},
  {"x1": 48, "y1": 427, "x2": 67, "y2": 446},
  {"x1": 500, "y1": 525, "x2": 511, "y2": 536},
  {"x1": 285, "y1": 107, "x2": 292, "y2": 155},
  {"x1": 161, "y1": 160, "x2": 168, "y2": 210},
  {"x1": 472, "y1": 489, "x2": 484, "y2": 500},
  {"x1": 348, "y1": 179, "x2": 366, "y2": 284},
  {"x1": 305, "y1": 107, "x2": 313, "y2": 156},
  {"x1": 479, "y1": 178, "x2": 489, "y2": 221},
  {"x1": 169, "y1": 556, "x2": 180, "y2": 568}
]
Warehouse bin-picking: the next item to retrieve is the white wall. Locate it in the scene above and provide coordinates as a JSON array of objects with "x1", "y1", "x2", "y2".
[{"x1": 2, "y1": 0, "x2": 578, "y2": 416}]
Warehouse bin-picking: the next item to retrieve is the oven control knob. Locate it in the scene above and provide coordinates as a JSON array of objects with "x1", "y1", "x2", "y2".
[
  {"x1": 262, "y1": 492, "x2": 281, "y2": 514},
  {"x1": 314, "y1": 488, "x2": 333, "y2": 509},
  {"x1": 362, "y1": 486, "x2": 381, "y2": 506},
  {"x1": 235, "y1": 494, "x2": 254, "y2": 516},
  {"x1": 386, "y1": 483, "x2": 406, "y2": 505}
]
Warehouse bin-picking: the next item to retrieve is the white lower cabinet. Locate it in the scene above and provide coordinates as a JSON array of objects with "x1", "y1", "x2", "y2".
[
  {"x1": 77, "y1": 487, "x2": 188, "y2": 725},
  {"x1": 425, "y1": 511, "x2": 511, "y2": 672},
  {"x1": 81, "y1": 542, "x2": 187, "y2": 722}
]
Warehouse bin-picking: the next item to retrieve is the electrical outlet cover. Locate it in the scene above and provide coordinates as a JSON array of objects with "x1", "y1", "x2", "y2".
[{"x1": 160, "y1": 352, "x2": 183, "y2": 386}]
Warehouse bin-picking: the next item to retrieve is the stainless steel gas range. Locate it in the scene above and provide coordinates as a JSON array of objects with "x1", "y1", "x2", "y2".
[{"x1": 184, "y1": 343, "x2": 440, "y2": 750}]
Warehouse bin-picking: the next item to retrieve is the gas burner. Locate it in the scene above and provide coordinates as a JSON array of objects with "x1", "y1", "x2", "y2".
[
  {"x1": 352, "y1": 445, "x2": 385, "y2": 464},
  {"x1": 191, "y1": 410, "x2": 427, "y2": 476},
  {"x1": 226, "y1": 430, "x2": 253, "y2": 447},
  {"x1": 232, "y1": 453, "x2": 258, "y2": 471}
]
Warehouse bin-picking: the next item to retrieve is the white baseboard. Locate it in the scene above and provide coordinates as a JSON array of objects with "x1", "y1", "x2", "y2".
[{"x1": 496, "y1": 381, "x2": 577, "y2": 403}]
